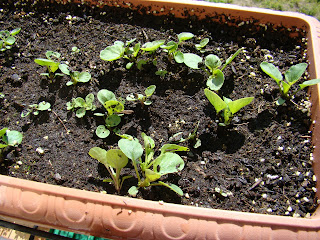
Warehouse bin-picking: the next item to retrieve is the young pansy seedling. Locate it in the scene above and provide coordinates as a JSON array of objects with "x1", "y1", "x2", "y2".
[
  {"x1": 21, "y1": 101, "x2": 51, "y2": 118},
  {"x1": 204, "y1": 88, "x2": 254, "y2": 126},
  {"x1": 0, "y1": 28, "x2": 21, "y2": 52},
  {"x1": 59, "y1": 63, "x2": 91, "y2": 86},
  {"x1": 126, "y1": 85, "x2": 156, "y2": 106},
  {"x1": 66, "y1": 93, "x2": 96, "y2": 118},
  {"x1": 117, "y1": 133, "x2": 189, "y2": 197},
  {"x1": 34, "y1": 51, "x2": 64, "y2": 81},
  {"x1": 260, "y1": 62, "x2": 320, "y2": 105},
  {"x1": 161, "y1": 32, "x2": 195, "y2": 64},
  {"x1": 89, "y1": 147, "x2": 131, "y2": 193},
  {"x1": 195, "y1": 38, "x2": 209, "y2": 53},
  {"x1": 204, "y1": 48, "x2": 243, "y2": 91},
  {"x1": 95, "y1": 89, "x2": 125, "y2": 139},
  {"x1": 0, "y1": 128, "x2": 23, "y2": 161}
]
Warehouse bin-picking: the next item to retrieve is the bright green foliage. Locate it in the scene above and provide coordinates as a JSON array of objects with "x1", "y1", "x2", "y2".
[
  {"x1": 0, "y1": 28, "x2": 21, "y2": 52},
  {"x1": 161, "y1": 32, "x2": 195, "y2": 65},
  {"x1": 195, "y1": 38, "x2": 209, "y2": 52},
  {"x1": 59, "y1": 63, "x2": 91, "y2": 86},
  {"x1": 117, "y1": 133, "x2": 189, "y2": 196},
  {"x1": 21, "y1": 101, "x2": 51, "y2": 118},
  {"x1": 89, "y1": 147, "x2": 131, "y2": 193},
  {"x1": 100, "y1": 38, "x2": 164, "y2": 70},
  {"x1": 204, "y1": 88, "x2": 254, "y2": 126},
  {"x1": 66, "y1": 93, "x2": 96, "y2": 118},
  {"x1": 126, "y1": 85, "x2": 156, "y2": 106},
  {"x1": 95, "y1": 89, "x2": 125, "y2": 138},
  {"x1": 34, "y1": 51, "x2": 64, "y2": 81},
  {"x1": 0, "y1": 128, "x2": 23, "y2": 160},
  {"x1": 204, "y1": 48, "x2": 243, "y2": 91},
  {"x1": 260, "y1": 61, "x2": 320, "y2": 105}
]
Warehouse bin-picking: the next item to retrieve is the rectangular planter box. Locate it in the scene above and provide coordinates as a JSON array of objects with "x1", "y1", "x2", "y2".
[{"x1": 1, "y1": 0, "x2": 320, "y2": 239}]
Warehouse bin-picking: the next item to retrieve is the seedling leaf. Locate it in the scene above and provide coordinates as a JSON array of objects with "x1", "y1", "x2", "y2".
[
  {"x1": 204, "y1": 88, "x2": 227, "y2": 113},
  {"x1": 118, "y1": 138, "x2": 143, "y2": 161},
  {"x1": 141, "y1": 40, "x2": 165, "y2": 52},
  {"x1": 260, "y1": 62, "x2": 283, "y2": 84},
  {"x1": 145, "y1": 85, "x2": 156, "y2": 97},
  {"x1": 160, "y1": 144, "x2": 189, "y2": 154},
  {"x1": 183, "y1": 53, "x2": 202, "y2": 69},
  {"x1": 100, "y1": 44, "x2": 124, "y2": 61},
  {"x1": 205, "y1": 54, "x2": 222, "y2": 71},
  {"x1": 153, "y1": 152, "x2": 184, "y2": 175},
  {"x1": 285, "y1": 63, "x2": 308, "y2": 84},
  {"x1": 97, "y1": 89, "x2": 116, "y2": 105},
  {"x1": 157, "y1": 181, "x2": 183, "y2": 196},
  {"x1": 106, "y1": 149, "x2": 128, "y2": 169},
  {"x1": 178, "y1": 32, "x2": 194, "y2": 43},
  {"x1": 228, "y1": 97, "x2": 254, "y2": 114},
  {"x1": 206, "y1": 69, "x2": 224, "y2": 91},
  {"x1": 299, "y1": 79, "x2": 320, "y2": 90},
  {"x1": 96, "y1": 125, "x2": 110, "y2": 138}
]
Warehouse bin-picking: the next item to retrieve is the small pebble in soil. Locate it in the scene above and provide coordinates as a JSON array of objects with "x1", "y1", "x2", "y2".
[{"x1": 36, "y1": 147, "x2": 45, "y2": 155}]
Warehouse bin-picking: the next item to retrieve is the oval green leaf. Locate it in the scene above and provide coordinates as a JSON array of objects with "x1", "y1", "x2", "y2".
[
  {"x1": 183, "y1": 53, "x2": 202, "y2": 69},
  {"x1": 204, "y1": 88, "x2": 227, "y2": 113},
  {"x1": 97, "y1": 89, "x2": 116, "y2": 105},
  {"x1": 178, "y1": 32, "x2": 194, "y2": 43},
  {"x1": 153, "y1": 152, "x2": 185, "y2": 175},
  {"x1": 106, "y1": 149, "x2": 128, "y2": 169},
  {"x1": 96, "y1": 125, "x2": 110, "y2": 138},
  {"x1": 285, "y1": 63, "x2": 308, "y2": 84},
  {"x1": 78, "y1": 72, "x2": 91, "y2": 83},
  {"x1": 100, "y1": 44, "x2": 124, "y2": 61},
  {"x1": 260, "y1": 62, "x2": 283, "y2": 84},
  {"x1": 105, "y1": 114, "x2": 121, "y2": 127},
  {"x1": 206, "y1": 69, "x2": 224, "y2": 91},
  {"x1": 118, "y1": 138, "x2": 143, "y2": 161},
  {"x1": 205, "y1": 54, "x2": 221, "y2": 71}
]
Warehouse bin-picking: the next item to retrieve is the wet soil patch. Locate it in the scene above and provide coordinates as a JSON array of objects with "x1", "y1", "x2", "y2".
[{"x1": 0, "y1": 1, "x2": 318, "y2": 217}]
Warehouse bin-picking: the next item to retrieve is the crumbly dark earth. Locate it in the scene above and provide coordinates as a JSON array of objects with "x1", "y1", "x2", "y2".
[{"x1": 0, "y1": 0, "x2": 318, "y2": 217}]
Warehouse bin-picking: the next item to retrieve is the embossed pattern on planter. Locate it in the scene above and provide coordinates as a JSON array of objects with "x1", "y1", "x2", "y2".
[{"x1": 1, "y1": 176, "x2": 320, "y2": 239}]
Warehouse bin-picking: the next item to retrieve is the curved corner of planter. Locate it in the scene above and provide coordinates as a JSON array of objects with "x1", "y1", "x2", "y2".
[{"x1": 1, "y1": 175, "x2": 320, "y2": 240}]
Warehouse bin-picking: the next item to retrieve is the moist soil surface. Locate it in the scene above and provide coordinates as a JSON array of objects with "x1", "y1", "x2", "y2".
[{"x1": 0, "y1": 1, "x2": 318, "y2": 217}]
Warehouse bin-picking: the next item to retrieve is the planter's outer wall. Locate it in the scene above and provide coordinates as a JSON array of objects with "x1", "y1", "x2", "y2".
[{"x1": 2, "y1": 0, "x2": 320, "y2": 239}]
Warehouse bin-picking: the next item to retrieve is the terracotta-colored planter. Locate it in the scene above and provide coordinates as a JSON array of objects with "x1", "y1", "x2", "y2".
[{"x1": 1, "y1": 0, "x2": 320, "y2": 239}]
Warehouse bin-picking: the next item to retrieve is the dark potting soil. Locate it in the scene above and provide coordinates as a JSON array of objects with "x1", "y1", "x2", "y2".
[{"x1": 0, "y1": 0, "x2": 318, "y2": 217}]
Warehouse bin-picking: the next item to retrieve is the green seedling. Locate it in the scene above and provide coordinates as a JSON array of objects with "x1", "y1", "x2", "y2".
[
  {"x1": 59, "y1": 63, "x2": 91, "y2": 86},
  {"x1": 260, "y1": 62, "x2": 320, "y2": 105},
  {"x1": 21, "y1": 101, "x2": 51, "y2": 118},
  {"x1": 95, "y1": 89, "x2": 126, "y2": 138},
  {"x1": 169, "y1": 121, "x2": 201, "y2": 148},
  {"x1": 100, "y1": 39, "x2": 164, "y2": 70},
  {"x1": 117, "y1": 133, "x2": 189, "y2": 197},
  {"x1": 161, "y1": 32, "x2": 194, "y2": 62},
  {"x1": 34, "y1": 51, "x2": 64, "y2": 81},
  {"x1": 204, "y1": 48, "x2": 243, "y2": 91},
  {"x1": 89, "y1": 147, "x2": 132, "y2": 193},
  {"x1": 195, "y1": 38, "x2": 209, "y2": 53},
  {"x1": 67, "y1": 93, "x2": 96, "y2": 118},
  {"x1": 126, "y1": 85, "x2": 156, "y2": 106},
  {"x1": 155, "y1": 70, "x2": 168, "y2": 77},
  {"x1": 71, "y1": 46, "x2": 80, "y2": 53},
  {"x1": 204, "y1": 88, "x2": 254, "y2": 126},
  {"x1": 0, "y1": 28, "x2": 21, "y2": 52},
  {"x1": 160, "y1": 32, "x2": 203, "y2": 69},
  {"x1": 0, "y1": 128, "x2": 23, "y2": 161}
]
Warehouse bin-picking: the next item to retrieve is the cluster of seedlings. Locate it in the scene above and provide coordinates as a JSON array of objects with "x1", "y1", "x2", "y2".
[{"x1": 1, "y1": 26, "x2": 320, "y2": 197}]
